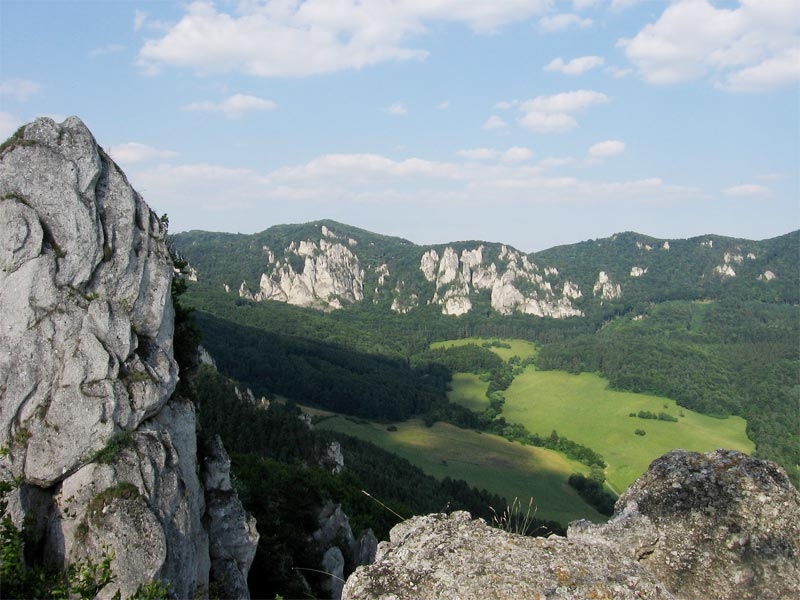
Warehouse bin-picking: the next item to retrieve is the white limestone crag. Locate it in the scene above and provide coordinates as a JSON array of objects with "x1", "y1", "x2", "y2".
[
  {"x1": 714, "y1": 264, "x2": 736, "y2": 277},
  {"x1": 418, "y1": 244, "x2": 583, "y2": 318},
  {"x1": 0, "y1": 116, "x2": 177, "y2": 486},
  {"x1": 0, "y1": 117, "x2": 257, "y2": 599},
  {"x1": 240, "y1": 236, "x2": 364, "y2": 311},
  {"x1": 593, "y1": 271, "x2": 622, "y2": 300}
]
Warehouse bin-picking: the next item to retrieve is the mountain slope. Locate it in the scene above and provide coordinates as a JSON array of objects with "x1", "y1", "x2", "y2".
[{"x1": 174, "y1": 222, "x2": 798, "y2": 319}]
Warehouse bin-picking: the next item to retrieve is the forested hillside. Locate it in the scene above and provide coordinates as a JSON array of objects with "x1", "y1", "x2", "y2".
[{"x1": 174, "y1": 225, "x2": 799, "y2": 484}]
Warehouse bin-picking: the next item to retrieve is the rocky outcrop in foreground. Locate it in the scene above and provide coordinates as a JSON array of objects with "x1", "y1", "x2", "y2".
[
  {"x1": 343, "y1": 450, "x2": 799, "y2": 600},
  {"x1": 0, "y1": 117, "x2": 257, "y2": 598}
]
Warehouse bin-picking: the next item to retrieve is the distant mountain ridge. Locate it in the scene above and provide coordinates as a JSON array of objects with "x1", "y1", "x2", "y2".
[{"x1": 173, "y1": 220, "x2": 799, "y2": 318}]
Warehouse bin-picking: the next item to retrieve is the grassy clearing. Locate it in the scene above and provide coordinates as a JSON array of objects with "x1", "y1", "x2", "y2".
[
  {"x1": 448, "y1": 373, "x2": 490, "y2": 412},
  {"x1": 316, "y1": 415, "x2": 607, "y2": 525},
  {"x1": 431, "y1": 337, "x2": 538, "y2": 362},
  {"x1": 502, "y1": 369, "x2": 754, "y2": 493}
]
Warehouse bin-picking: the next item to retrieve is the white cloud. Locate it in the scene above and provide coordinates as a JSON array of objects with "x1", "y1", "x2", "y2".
[
  {"x1": 437, "y1": 101, "x2": 450, "y2": 109},
  {"x1": 494, "y1": 100, "x2": 519, "y2": 110},
  {"x1": 517, "y1": 90, "x2": 609, "y2": 133},
  {"x1": 606, "y1": 65, "x2": 633, "y2": 78},
  {"x1": 483, "y1": 115, "x2": 508, "y2": 130},
  {"x1": 619, "y1": 0, "x2": 800, "y2": 92},
  {"x1": 0, "y1": 79, "x2": 42, "y2": 102},
  {"x1": 502, "y1": 146, "x2": 534, "y2": 163},
  {"x1": 108, "y1": 142, "x2": 178, "y2": 164},
  {"x1": 521, "y1": 90, "x2": 609, "y2": 113},
  {"x1": 383, "y1": 102, "x2": 408, "y2": 116},
  {"x1": 519, "y1": 112, "x2": 578, "y2": 134},
  {"x1": 572, "y1": 0, "x2": 601, "y2": 10},
  {"x1": 611, "y1": 0, "x2": 640, "y2": 9},
  {"x1": 457, "y1": 148, "x2": 500, "y2": 160},
  {"x1": 724, "y1": 183, "x2": 772, "y2": 197},
  {"x1": 137, "y1": 0, "x2": 550, "y2": 77},
  {"x1": 183, "y1": 94, "x2": 277, "y2": 118},
  {"x1": 544, "y1": 55, "x2": 605, "y2": 75},
  {"x1": 538, "y1": 156, "x2": 575, "y2": 169},
  {"x1": 128, "y1": 152, "x2": 708, "y2": 241},
  {"x1": 588, "y1": 140, "x2": 626, "y2": 159},
  {"x1": 724, "y1": 47, "x2": 800, "y2": 93},
  {"x1": 538, "y1": 13, "x2": 593, "y2": 33}
]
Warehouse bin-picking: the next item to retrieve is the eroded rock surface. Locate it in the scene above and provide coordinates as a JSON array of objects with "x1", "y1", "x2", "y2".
[
  {"x1": 343, "y1": 450, "x2": 799, "y2": 600},
  {"x1": 0, "y1": 117, "x2": 257, "y2": 598}
]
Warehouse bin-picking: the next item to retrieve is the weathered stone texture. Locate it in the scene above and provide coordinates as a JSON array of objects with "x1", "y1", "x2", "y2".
[
  {"x1": 0, "y1": 117, "x2": 257, "y2": 598},
  {"x1": 343, "y1": 450, "x2": 799, "y2": 600}
]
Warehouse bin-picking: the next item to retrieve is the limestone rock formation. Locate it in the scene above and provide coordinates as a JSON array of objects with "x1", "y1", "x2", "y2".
[
  {"x1": 593, "y1": 270, "x2": 622, "y2": 300},
  {"x1": 0, "y1": 117, "x2": 257, "y2": 598},
  {"x1": 342, "y1": 450, "x2": 799, "y2": 600},
  {"x1": 418, "y1": 244, "x2": 583, "y2": 318},
  {"x1": 202, "y1": 437, "x2": 259, "y2": 600},
  {"x1": 239, "y1": 238, "x2": 364, "y2": 310}
]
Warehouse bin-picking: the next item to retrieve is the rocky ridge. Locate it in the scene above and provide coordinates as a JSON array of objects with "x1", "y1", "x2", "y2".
[
  {"x1": 0, "y1": 117, "x2": 257, "y2": 598},
  {"x1": 343, "y1": 450, "x2": 799, "y2": 600},
  {"x1": 188, "y1": 223, "x2": 796, "y2": 319},
  {"x1": 234, "y1": 225, "x2": 586, "y2": 318}
]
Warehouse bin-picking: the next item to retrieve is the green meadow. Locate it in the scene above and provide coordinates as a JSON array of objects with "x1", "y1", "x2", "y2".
[
  {"x1": 431, "y1": 337, "x2": 538, "y2": 362},
  {"x1": 499, "y1": 368, "x2": 754, "y2": 494},
  {"x1": 316, "y1": 415, "x2": 607, "y2": 525}
]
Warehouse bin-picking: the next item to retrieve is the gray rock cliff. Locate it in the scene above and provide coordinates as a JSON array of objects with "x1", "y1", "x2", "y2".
[
  {"x1": 342, "y1": 450, "x2": 799, "y2": 600},
  {"x1": 0, "y1": 117, "x2": 257, "y2": 598}
]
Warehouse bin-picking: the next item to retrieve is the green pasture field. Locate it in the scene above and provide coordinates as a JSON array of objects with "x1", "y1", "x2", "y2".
[
  {"x1": 431, "y1": 337, "x2": 538, "y2": 362},
  {"x1": 315, "y1": 415, "x2": 607, "y2": 525},
  {"x1": 501, "y1": 369, "x2": 755, "y2": 494}
]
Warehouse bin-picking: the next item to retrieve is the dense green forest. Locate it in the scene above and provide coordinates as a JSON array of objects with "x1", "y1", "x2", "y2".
[
  {"x1": 175, "y1": 226, "x2": 799, "y2": 485},
  {"x1": 192, "y1": 365, "x2": 563, "y2": 598}
]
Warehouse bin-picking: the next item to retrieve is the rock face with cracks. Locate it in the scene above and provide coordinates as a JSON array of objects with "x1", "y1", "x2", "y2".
[
  {"x1": 342, "y1": 450, "x2": 799, "y2": 600},
  {"x1": 0, "y1": 117, "x2": 257, "y2": 598}
]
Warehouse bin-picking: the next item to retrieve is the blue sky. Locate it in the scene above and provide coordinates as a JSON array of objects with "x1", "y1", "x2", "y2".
[{"x1": 1, "y1": 0, "x2": 798, "y2": 252}]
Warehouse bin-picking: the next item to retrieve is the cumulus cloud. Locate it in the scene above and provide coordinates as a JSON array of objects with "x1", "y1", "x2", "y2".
[
  {"x1": 544, "y1": 56, "x2": 605, "y2": 75},
  {"x1": 457, "y1": 148, "x2": 500, "y2": 160},
  {"x1": 483, "y1": 115, "x2": 508, "y2": 130},
  {"x1": 619, "y1": 0, "x2": 800, "y2": 92},
  {"x1": 128, "y1": 151, "x2": 707, "y2": 240},
  {"x1": 606, "y1": 65, "x2": 633, "y2": 78},
  {"x1": 494, "y1": 100, "x2": 519, "y2": 110},
  {"x1": 724, "y1": 183, "x2": 772, "y2": 197},
  {"x1": 383, "y1": 102, "x2": 408, "y2": 116},
  {"x1": 538, "y1": 13, "x2": 593, "y2": 33},
  {"x1": 611, "y1": 0, "x2": 640, "y2": 9},
  {"x1": 517, "y1": 90, "x2": 610, "y2": 133},
  {"x1": 502, "y1": 146, "x2": 534, "y2": 163},
  {"x1": 137, "y1": 0, "x2": 550, "y2": 77},
  {"x1": 183, "y1": 94, "x2": 277, "y2": 118},
  {"x1": 519, "y1": 112, "x2": 577, "y2": 134},
  {"x1": 108, "y1": 142, "x2": 178, "y2": 164},
  {"x1": 0, "y1": 79, "x2": 42, "y2": 102},
  {"x1": 588, "y1": 140, "x2": 626, "y2": 159}
]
